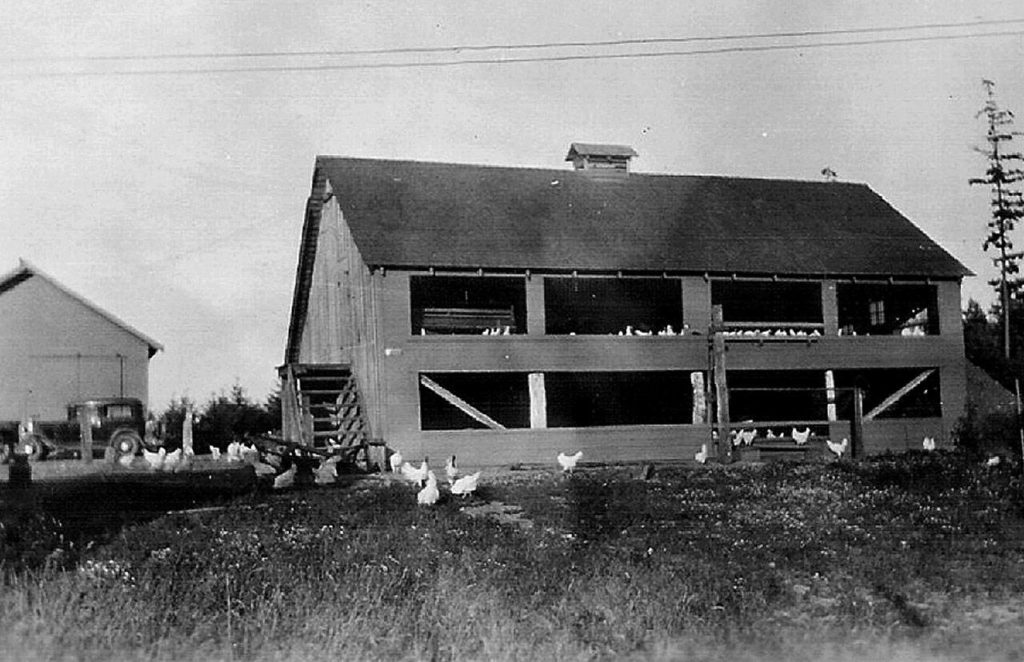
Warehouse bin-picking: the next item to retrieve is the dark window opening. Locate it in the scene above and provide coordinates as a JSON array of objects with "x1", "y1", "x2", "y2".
[
  {"x1": 727, "y1": 370, "x2": 828, "y2": 423},
  {"x1": 544, "y1": 277, "x2": 682, "y2": 335},
  {"x1": 837, "y1": 284, "x2": 938, "y2": 336},
  {"x1": 546, "y1": 371, "x2": 691, "y2": 427},
  {"x1": 833, "y1": 368, "x2": 941, "y2": 418},
  {"x1": 411, "y1": 276, "x2": 526, "y2": 335},
  {"x1": 419, "y1": 372, "x2": 529, "y2": 430},
  {"x1": 711, "y1": 281, "x2": 823, "y2": 329}
]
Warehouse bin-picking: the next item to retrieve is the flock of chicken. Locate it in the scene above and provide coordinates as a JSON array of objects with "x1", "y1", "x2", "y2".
[
  {"x1": 387, "y1": 449, "x2": 585, "y2": 506},
  {"x1": 720, "y1": 328, "x2": 822, "y2": 338},
  {"x1": 693, "y1": 427, "x2": 852, "y2": 465}
]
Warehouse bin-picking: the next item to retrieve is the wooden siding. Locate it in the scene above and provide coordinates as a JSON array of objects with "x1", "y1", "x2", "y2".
[
  {"x1": 297, "y1": 182, "x2": 386, "y2": 449},
  {"x1": 0, "y1": 275, "x2": 151, "y2": 421}
]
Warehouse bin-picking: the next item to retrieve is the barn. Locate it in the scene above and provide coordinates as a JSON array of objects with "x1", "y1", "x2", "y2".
[
  {"x1": 281, "y1": 145, "x2": 971, "y2": 467},
  {"x1": 0, "y1": 259, "x2": 163, "y2": 427}
]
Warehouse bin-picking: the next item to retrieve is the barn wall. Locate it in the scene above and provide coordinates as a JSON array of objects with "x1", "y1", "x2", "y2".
[
  {"x1": 354, "y1": 271, "x2": 966, "y2": 465},
  {"x1": 297, "y1": 184, "x2": 386, "y2": 441},
  {"x1": 0, "y1": 275, "x2": 151, "y2": 422}
]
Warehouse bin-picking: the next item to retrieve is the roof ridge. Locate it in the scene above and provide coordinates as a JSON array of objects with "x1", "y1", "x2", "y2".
[{"x1": 314, "y1": 154, "x2": 867, "y2": 186}]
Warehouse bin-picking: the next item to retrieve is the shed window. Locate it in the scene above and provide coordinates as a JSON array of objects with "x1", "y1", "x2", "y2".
[
  {"x1": 544, "y1": 277, "x2": 682, "y2": 335},
  {"x1": 545, "y1": 371, "x2": 691, "y2": 427},
  {"x1": 833, "y1": 368, "x2": 941, "y2": 418},
  {"x1": 419, "y1": 372, "x2": 529, "y2": 430},
  {"x1": 711, "y1": 281, "x2": 823, "y2": 330},
  {"x1": 411, "y1": 276, "x2": 526, "y2": 335},
  {"x1": 837, "y1": 284, "x2": 938, "y2": 336}
]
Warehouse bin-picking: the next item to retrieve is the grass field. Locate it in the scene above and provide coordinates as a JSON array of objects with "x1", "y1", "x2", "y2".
[{"x1": 2, "y1": 451, "x2": 1024, "y2": 661}]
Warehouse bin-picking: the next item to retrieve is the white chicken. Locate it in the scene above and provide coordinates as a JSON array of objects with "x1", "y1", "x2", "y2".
[
  {"x1": 695, "y1": 443, "x2": 708, "y2": 465},
  {"x1": 143, "y1": 446, "x2": 166, "y2": 471},
  {"x1": 986, "y1": 455, "x2": 1001, "y2": 467},
  {"x1": 401, "y1": 460, "x2": 429, "y2": 485},
  {"x1": 791, "y1": 427, "x2": 811, "y2": 445},
  {"x1": 826, "y1": 437, "x2": 849, "y2": 458},
  {"x1": 557, "y1": 450, "x2": 583, "y2": 474},
  {"x1": 734, "y1": 429, "x2": 757, "y2": 446},
  {"x1": 922, "y1": 436, "x2": 936, "y2": 451},
  {"x1": 445, "y1": 455, "x2": 459, "y2": 484},
  {"x1": 315, "y1": 456, "x2": 340, "y2": 485},
  {"x1": 450, "y1": 470, "x2": 481, "y2": 498},
  {"x1": 389, "y1": 450, "x2": 403, "y2": 473},
  {"x1": 273, "y1": 464, "x2": 297, "y2": 490},
  {"x1": 161, "y1": 448, "x2": 182, "y2": 472},
  {"x1": 226, "y1": 441, "x2": 243, "y2": 463},
  {"x1": 417, "y1": 470, "x2": 440, "y2": 505},
  {"x1": 209, "y1": 445, "x2": 222, "y2": 461}
]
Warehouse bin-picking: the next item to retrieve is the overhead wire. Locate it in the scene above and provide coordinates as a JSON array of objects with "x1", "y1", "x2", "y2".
[
  {"x1": 4, "y1": 17, "x2": 1023, "y2": 62},
  {"x1": 3, "y1": 22, "x2": 1024, "y2": 78}
]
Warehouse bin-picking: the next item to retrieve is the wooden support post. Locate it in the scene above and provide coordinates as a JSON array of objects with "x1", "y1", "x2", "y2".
[
  {"x1": 825, "y1": 370, "x2": 837, "y2": 422},
  {"x1": 182, "y1": 406, "x2": 194, "y2": 456},
  {"x1": 690, "y1": 371, "x2": 706, "y2": 424},
  {"x1": 529, "y1": 372, "x2": 547, "y2": 429},
  {"x1": 78, "y1": 403, "x2": 95, "y2": 464},
  {"x1": 711, "y1": 305, "x2": 731, "y2": 463},
  {"x1": 851, "y1": 387, "x2": 864, "y2": 459}
]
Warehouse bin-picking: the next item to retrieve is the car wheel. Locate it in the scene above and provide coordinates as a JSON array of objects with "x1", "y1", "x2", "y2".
[
  {"x1": 110, "y1": 431, "x2": 142, "y2": 457},
  {"x1": 18, "y1": 434, "x2": 46, "y2": 461}
]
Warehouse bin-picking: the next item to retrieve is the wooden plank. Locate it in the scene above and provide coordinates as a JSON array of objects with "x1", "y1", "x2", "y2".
[
  {"x1": 864, "y1": 369, "x2": 936, "y2": 420},
  {"x1": 419, "y1": 375, "x2": 507, "y2": 430},
  {"x1": 825, "y1": 369, "x2": 837, "y2": 422},
  {"x1": 712, "y1": 305, "x2": 731, "y2": 463},
  {"x1": 690, "y1": 371, "x2": 706, "y2": 424},
  {"x1": 529, "y1": 372, "x2": 547, "y2": 429}
]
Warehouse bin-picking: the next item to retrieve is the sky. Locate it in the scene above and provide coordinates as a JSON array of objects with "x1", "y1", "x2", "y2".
[{"x1": 2, "y1": 1, "x2": 1024, "y2": 410}]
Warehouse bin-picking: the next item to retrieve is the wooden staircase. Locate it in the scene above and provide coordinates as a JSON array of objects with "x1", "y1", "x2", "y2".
[{"x1": 287, "y1": 364, "x2": 371, "y2": 467}]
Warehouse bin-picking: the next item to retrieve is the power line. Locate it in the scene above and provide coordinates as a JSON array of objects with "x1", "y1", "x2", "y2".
[
  {"x1": 4, "y1": 28, "x2": 1024, "y2": 79},
  {"x1": 4, "y1": 17, "x2": 1024, "y2": 63}
]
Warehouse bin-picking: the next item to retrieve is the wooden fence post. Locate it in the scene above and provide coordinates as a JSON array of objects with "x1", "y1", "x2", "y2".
[
  {"x1": 851, "y1": 387, "x2": 864, "y2": 459},
  {"x1": 711, "y1": 305, "x2": 731, "y2": 463},
  {"x1": 79, "y1": 403, "x2": 95, "y2": 464}
]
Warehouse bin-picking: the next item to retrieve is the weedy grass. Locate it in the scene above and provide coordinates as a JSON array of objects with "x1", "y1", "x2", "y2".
[{"x1": 1, "y1": 450, "x2": 1023, "y2": 661}]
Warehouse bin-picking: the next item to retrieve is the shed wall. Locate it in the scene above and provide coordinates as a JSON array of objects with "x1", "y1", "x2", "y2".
[{"x1": 0, "y1": 275, "x2": 151, "y2": 421}]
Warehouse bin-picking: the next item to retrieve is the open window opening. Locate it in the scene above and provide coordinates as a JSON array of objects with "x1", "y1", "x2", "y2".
[
  {"x1": 711, "y1": 281, "x2": 823, "y2": 334},
  {"x1": 544, "y1": 277, "x2": 683, "y2": 335},
  {"x1": 545, "y1": 371, "x2": 691, "y2": 427},
  {"x1": 411, "y1": 276, "x2": 526, "y2": 335},
  {"x1": 832, "y1": 368, "x2": 941, "y2": 419},
  {"x1": 419, "y1": 372, "x2": 530, "y2": 430},
  {"x1": 726, "y1": 370, "x2": 828, "y2": 425},
  {"x1": 836, "y1": 283, "x2": 938, "y2": 336}
]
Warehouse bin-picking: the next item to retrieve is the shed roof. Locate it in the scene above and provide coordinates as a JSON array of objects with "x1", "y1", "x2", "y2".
[
  {"x1": 0, "y1": 259, "x2": 163, "y2": 357},
  {"x1": 565, "y1": 143, "x2": 639, "y2": 160},
  {"x1": 315, "y1": 156, "x2": 971, "y2": 278}
]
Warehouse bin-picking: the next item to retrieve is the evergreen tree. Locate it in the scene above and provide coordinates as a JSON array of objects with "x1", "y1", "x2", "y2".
[{"x1": 970, "y1": 79, "x2": 1024, "y2": 359}]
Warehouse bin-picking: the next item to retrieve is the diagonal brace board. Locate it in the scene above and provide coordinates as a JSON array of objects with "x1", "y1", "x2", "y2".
[
  {"x1": 864, "y1": 369, "x2": 936, "y2": 420},
  {"x1": 419, "y1": 375, "x2": 507, "y2": 430}
]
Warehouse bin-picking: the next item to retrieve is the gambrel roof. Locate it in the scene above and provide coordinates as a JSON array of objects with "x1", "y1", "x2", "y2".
[{"x1": 314, "y1": 156, "x2": 970, "y2": 278}]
